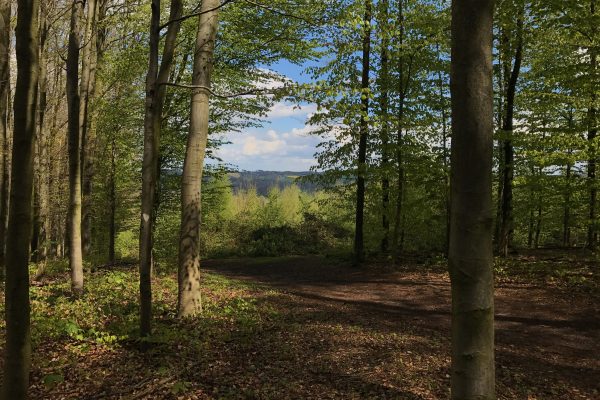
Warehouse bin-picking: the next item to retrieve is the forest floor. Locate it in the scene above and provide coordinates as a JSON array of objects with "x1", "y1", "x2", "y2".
[{"x1": 1, "y1": 250, "x2": 599, "y2": 399}]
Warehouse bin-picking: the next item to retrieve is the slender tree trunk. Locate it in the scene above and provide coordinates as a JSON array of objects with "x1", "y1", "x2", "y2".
[
  {"x1": 563, "y1": 162, "x2": 572, "y2": 247},
  {"x1": 67, "y1": 0, "x2": 85, "y2": 295},
  {"x1": 177, "y1": 0, "x2": 220, "y2": 317},
  {"x1": 535, "y1": 189, "x2": 542, "y2": 249},
  {"x1": 2, "y1": 0, "x2": 39, "y2": 397},
  {"x1": 379, "y1": 0, "x2": 390, "y2": 253},
  {"x1": 108, "y1": 134, "x2": 116, "y2": 263},
  {"x1": 140, "y1": 0, "x2": 183, "y2": 334},
  {"x1": 527, "y1": 165, "x2": 535, "y2": 248},
  {"x1": 587, "y1": 0, "x2": 598, "y2": 249},
  {"x1": 392, "y1": 0, "x2": 407, "y2": 262},
  {"x1": 449, "y1": 1, "x2": 495, "y2": 399},
  {"x1": 0, "y1": 0, "x2": 10, "y2": 279},
  {"x1": 437, "y1": 43, "x2": 450, "y2": 256},
  {"x1": 353, "y1": 0, "x2": 372, "y2": 264},
  {"x1": 80, "y1": 0, "x2": 97, "y2": 258},
  {"x1": 32, "y1": 6, "x2": 49, "y2": 265},
  {"x1": 498, "y1": 15, "x2": 524, "y2": 257}
]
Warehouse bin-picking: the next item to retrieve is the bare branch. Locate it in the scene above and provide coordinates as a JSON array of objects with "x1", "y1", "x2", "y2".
[
  {"x1": 159, "y1": 0, "x2": 235, "y2": 30},
  {"x1": 242, "y1": 0, "x2": 317, "y2": 26}
]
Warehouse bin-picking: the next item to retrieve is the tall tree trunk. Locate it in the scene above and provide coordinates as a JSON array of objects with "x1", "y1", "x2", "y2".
[
  {"x1": 587, "y1": 0, "x2": 598, "y2": 249},
  {"x1": 437, "y1": 43, "x2": 450, "y2": 256},
  {"x1": 498, "y1": 15, "x2": 524, "y2": 257},
  {"x1": 535, "y1": 185, "x2": 542, "y2": 249},
  {"x1": 2, "y1": 0, "x2": 39, "y2": 397},
  {"x1": 391, "y1": 0, "x2": 407, "y2": 262},
  {"x1": 177, "y1": 0, "x2": 220, "y2": 317},
  {"x1": 527, "y1": 165, "x2": 535, "y2": 248},
  {"x1": 379, "y1": 0, "x2": 390, "y2": 253},
  {"x1": 0, "y1": 0, "x2": 10, "y2": 279},
  {"x1": 563, "y1": 162, "x2": 572, "y2": 247},
  {"x1": 353, "y1": 0, "x2": 372, "y2": 264},
  {"x1": 32, "y1": 5, "x2": 49, "y2": 265},
  {"x1": 67, "y1": 0, "x2": 85, "y2": 295},
  {"x1": 449, "y1": 0, "x2": 495, "y2": 399},
  {"x1": 108, "y1": 134, "x2": 116, "y2": 263},
  {"x1": 80, "y1": 0, "x2": 98, "y2": 258},
  {"x1": 140, "y1": 0, "x2": 183, "y2": 334}
]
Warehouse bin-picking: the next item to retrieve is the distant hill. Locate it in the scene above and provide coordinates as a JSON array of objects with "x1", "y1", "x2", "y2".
[{"x1": 228, "y1": 171, "x2": 320, "y2": 196}]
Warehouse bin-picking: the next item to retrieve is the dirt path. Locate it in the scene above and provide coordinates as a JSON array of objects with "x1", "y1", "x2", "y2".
[{"x1": 204, "y1": 256, "x2": 600, "y2": 399}]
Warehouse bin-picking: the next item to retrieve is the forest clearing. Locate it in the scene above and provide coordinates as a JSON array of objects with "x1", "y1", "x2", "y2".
[{"x1": 1, "y1": 0, "x2": 599, "y2": 398}]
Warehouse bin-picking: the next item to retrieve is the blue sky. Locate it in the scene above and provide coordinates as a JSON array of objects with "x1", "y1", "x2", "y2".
[{"x1": 214, "y1": 61, "x2": 321, "y2": 172}]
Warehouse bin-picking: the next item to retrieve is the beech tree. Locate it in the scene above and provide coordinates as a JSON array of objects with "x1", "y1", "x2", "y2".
[
  {"x1": 140, "y1": 0, "x2": 183, "y2": 335},
  {"x1": 0, "y1": 0, "x2": 10, "y2": 279},
  {"x1": 448, "y1": 0, "x2": 495, "y2": 398},
  {"x1": 66, "y1": 0, "x2": 85, "y2": 295},
  {"x1": 3, "y1": 0, "x2": 39, "y2": 397},
  {"x1": 353, "y1": 0, "x2": 372, "y2": 264},
  {"x1": 177, "y1": 0, "x2": 221, "y2": 317}
]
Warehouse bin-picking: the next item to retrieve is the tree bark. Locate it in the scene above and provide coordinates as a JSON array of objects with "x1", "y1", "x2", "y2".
[
  {"x1": 353, "y1": 0, "x2": 372, "y2": 264},
  {"x1": 140, "y1": 0, "x2": 183, "y2": 334},
  {"x1": 67, "y1": 0, "x2": 85, "y2": 295},
  {"x1": 0, "y1": 0, "x2": 10, "y2": 279},
  {"x1": 177, "y1": 0, "x2": 220, "y2": 317},
  {"x1": 2, "y1": 0, "x2": 39, "y2": 397},
  {"x1": 449, "y1": 0, "x2": 495, "y2": 398}
]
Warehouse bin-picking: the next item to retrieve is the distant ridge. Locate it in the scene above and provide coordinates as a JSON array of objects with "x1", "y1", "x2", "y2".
[{"x1": 227, "y1": 171, "x2": 320, "y2": 196}]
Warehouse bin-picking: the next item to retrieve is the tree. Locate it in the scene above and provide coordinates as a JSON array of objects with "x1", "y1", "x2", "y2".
[
  {"x1": 353, "y1": 0, "x2": 372, "y2": 264},
  {"x1": 0, "y1": 0, "x2": 10, "y2": 279},
  {"x1": 496, "y1": 0, "x2": 525, "y2": 256},
  {"x1": 67, "y1": 0, "x2": 85, "y2": 295},
  {"x1": 177, "y1": 0, "x2": 221, "y2": 317},
  {"x1": 448, "y1": 0, "x2": 495, "y2": 398},
  {"x1": 139, "y1": 0, "x2": 183, "y2": 336},
  {"x1": 2, "y1": 0, "x2": 40, "y2": 397}
]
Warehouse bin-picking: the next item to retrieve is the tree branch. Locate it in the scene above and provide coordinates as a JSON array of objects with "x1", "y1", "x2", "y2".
[
  {"x1": 242, "y1": 0, "x2": 317, "y2": 26},
  {"x1": 160, "y1": 82, "x2": 283, "y2": 99},
  {"x1": 159, "y1": 0, "x2": 234, "y2": 30}
]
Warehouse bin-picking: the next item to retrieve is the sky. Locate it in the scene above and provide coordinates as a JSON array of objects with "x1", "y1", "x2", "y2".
[{"x1": 213, "y1": 61, "x2": 321, "y2": 172}]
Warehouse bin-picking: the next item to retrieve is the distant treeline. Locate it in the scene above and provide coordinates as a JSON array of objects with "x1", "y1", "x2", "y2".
[{"x1": 228, "y1": 171, "x2": 321, "y2": 196}]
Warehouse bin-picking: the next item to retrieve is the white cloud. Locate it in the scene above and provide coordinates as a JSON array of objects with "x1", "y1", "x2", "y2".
[
  {"x1": 267, "y1": 102, "x2": 318, "y2": 119},
  {"x1": 242, "y1": 135, "x2": 286, "y2": 156}
]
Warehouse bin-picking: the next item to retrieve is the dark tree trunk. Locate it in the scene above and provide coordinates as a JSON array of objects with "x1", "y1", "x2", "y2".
[
  {"x1": 108, "y1": 134, "x2": 116, "y2": 263},
  {"x1": 2, "y1": 0, "x2": 39, "y2": 397},
  {"x1": 449, "y1": 0, "x2": 495, "y2": 398},
  {"x1": 379, "y1": 0, "x2": 390, "y2": 253},
  {"x1": 140, "y1": 0, "x2": 183, "y2": 335},
  {"x1": 0, "y1": 0, "x2": 10, "y2": 279},
  {"x1": 353, "y1": 0, "x2": 372, "y2": 264},
  {"x1": 563, "y1": 163, "x2": 572, "y2": 247},
  {"x1": 392, "y1": 0, "x2": 408, "y2": 262},
  {"x1": 587, "y1": 0, "x2": 598, "y2": 249},
  {"x1": 498, "y1": 15, "x2": 523, "y2": 257}
]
